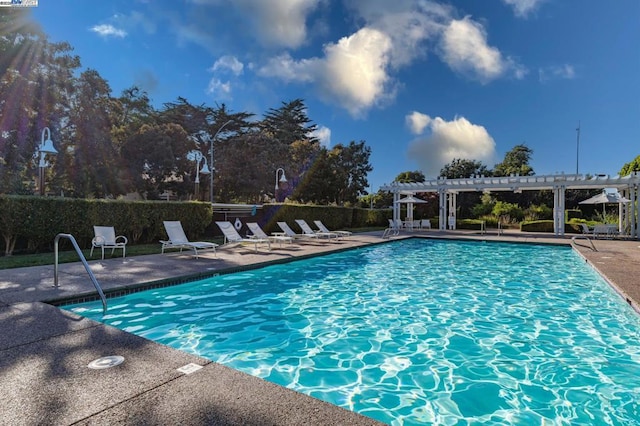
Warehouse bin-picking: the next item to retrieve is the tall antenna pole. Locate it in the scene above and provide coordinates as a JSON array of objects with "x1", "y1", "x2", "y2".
[{"x1": 575, "y1": 120, "x2": 581, "y2": 174}]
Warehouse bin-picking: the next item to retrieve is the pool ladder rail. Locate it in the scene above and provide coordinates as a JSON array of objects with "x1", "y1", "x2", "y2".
[
  {"x1": 54, "y1": 233, "x2": 108, "y2": 314},
  {"x1": 571, "y1": 235, "x2": 598, "y2": 252}
]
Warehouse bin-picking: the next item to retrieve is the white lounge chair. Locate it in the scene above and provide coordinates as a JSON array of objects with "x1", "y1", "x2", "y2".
[
  {"x1": 90, "y1": 226, "x2": 128, "y2": 260},
  {"x1": 295, "y1": 219, "x2": 339, "y2": 240},
  {"x1": 313, "y1": 220, "x2": 352, "y2": 237},
  {"x1": 160, "y1": 221, "x2": 218, "y2": 258},
  {"x1": 277, "y1": 221, "x2": 320, "y2": 241},
  {"x1": 246, "y1": 222, "x2": 293, "y2": 248},
  {"x1": 386, "y1": 219, "x2": 401, "y2": 236},
  {"x1": 579, "y1": 223, "x2": 592, "y2": 235},
  {"x1": 216, "y1": 221, "x2": 270, "y2": 252},
  {"x1": 420, "y1": 219, "x2": 431, "y2": 230}
]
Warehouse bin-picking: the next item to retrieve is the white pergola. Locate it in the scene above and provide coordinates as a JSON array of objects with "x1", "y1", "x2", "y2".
[{"x1": 380, "y1": 172, "x2": 640, "y2": 240}]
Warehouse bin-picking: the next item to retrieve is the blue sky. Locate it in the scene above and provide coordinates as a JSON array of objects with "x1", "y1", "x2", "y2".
[{"x1": 30, "y1": 0, "x2": 639, "y2": 191}]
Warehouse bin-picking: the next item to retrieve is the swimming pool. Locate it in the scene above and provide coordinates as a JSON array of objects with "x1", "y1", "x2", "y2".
[{"x1": 66, "y1": 239, "x2": 640, "y2": 425}]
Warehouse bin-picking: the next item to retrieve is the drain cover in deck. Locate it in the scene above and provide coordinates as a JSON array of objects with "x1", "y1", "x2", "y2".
[{"x1": 88, "y1": 355, "x2": 125, "y2": 369}]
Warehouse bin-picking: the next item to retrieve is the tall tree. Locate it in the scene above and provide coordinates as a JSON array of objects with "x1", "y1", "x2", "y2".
[
  {"x1": 493, "y1": 144, "x2": 534, "y2": 177},
  {"x1": 61, "y1": 69, "x2": 121, "y2": 198},
  {"x1": 0, "y1": 9, "x2": 80, "y2": 194},
  {"x1": 619, "y1": 155, "x2": 640, "y2": 176},
  {"x1": 439, "y1": 159, "x2": 490, "y2": 179},
  {"x1": 395, "y1": 170, "x2": 426, "y2": 183},
  {"x1": 120, "y1": 123, "x2": 190, "y2": 199},
  {"x1": 216, "y1": 130, "x2": 287, "y2": 203},
  {"x1": 329, "y1": 141, "x2": 372, "y2": 205},
  {"x1": 262, "y1": 99, "x2": 318, "y2": 146},
  {"x1": 293, "y1": 140, "x2": 372, "y2": 205},
  {"x1": 111, "y1": 86, "x2": 155, "y2": 149}
]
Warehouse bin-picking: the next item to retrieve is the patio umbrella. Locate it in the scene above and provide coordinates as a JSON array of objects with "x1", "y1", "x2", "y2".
[
  {"x1": 394, "y1": 195, "x2": 428, "y2": 221},
  {"x1": 394, "y1": 195, "x2": 428, "y2": 204},
  {"x1": 579, "y1": 190, "x2": 630, "y2": 217}
]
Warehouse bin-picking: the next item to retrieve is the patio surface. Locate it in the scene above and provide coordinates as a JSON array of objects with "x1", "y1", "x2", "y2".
[{"x1": 1, "y1": 229, "x2": 638, "y2": 425}]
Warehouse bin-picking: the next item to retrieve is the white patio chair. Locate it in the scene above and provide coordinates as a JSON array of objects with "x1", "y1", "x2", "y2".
[
  {"x1": 246, "y1": 222, "x2": 293, "y2": 248},
  {"x1": 313, "y1": 220, "x2": 352, "y2": 237},
  {"x1": 90, "y1": 226, "x2": 128, "y2": 260},
  {"x1": 216, "y1": 221, "x2": 270, "y2": 252},
  {"x1": 160, "y1": 221, "x2": 218, "y2": 258},
  {"x1": 277, "y1": 221, "x2": 321, "y2": 242},
  {"x1": 295, "y1": 219, "x2": 339, "y2": 240}
]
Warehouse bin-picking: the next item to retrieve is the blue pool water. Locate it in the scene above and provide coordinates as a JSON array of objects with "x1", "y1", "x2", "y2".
[{"x1": 66, "y1": 239, "x2": 640, "y2": 425}]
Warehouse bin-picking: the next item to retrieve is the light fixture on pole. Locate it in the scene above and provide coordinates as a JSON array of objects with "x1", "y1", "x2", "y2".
[
  {"x1": 210, "y1": 120, "x2": 233, "y2": 205},
  {"x1": 38, "y1": 127, "x2": 57, "y2": 196},
  {"x1": 575, "y1": 120, "x2": 580, "y2": 174},
  {"x1": 188, "y1": 150, "x2": 210, "y2": 200},
  {"x1": 275, "y1": 167, "x2": 287, "y2": 202}
]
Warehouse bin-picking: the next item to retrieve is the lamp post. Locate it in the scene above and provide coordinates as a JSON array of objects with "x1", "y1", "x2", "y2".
[
  {"x1": 188, "y1": 150, "x2": 210, "y2": 200},
  {"x1": 275, "y1": 167, "x2": 287, "y2": 202},
  {"x1": 210, "y1": 120, "x2": 233, "y2": 205},
  {"x1": 575, "y1": 120, "x2": 581, "y2": 174},
  {"x1": 38, "y1": 127, "x2": 57, "y2": 196}
]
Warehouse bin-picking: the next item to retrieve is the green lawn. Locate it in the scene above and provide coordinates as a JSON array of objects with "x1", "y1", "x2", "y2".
[
  {"x1": 0, "y1": 227, "x2": 384, "y2": 270},
  {"x1": 0, "y1": 239, "x2": 224, "y2": 270}
]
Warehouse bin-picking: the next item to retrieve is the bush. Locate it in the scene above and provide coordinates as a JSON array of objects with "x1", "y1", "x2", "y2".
[
  {"x1": 0, "y1": 195, "x2": 212, "y2": 255},
  {"x1": 526, "y1": 204, "x2": 553, "y2": 221},
  {"x1": 566, "y1": 209, "x2": 582, "y2": 221},
  {"x1": 457, "y1": 219, "x2": 487, "y2": 230},
  {"x1": 471, "y1": 202, "x2": 493, "y2": 218},
  {"x1": 520, "y1": 220, "x2": 584, "y2": 234},
  {"x1": 492, "y1": 201, "x2": 524, "y2": 221}
]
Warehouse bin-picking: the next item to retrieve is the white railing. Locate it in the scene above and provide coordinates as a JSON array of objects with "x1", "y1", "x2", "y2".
[{"x1": 54, "y1": 233, "x2": 107, "y2": 314}]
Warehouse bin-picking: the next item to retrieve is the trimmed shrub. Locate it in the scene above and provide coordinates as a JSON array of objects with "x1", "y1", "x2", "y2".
[
  {"x1": 566, "y1": 209, "x2": 582, "y2": 221},
  {"x1": 0, "y1": 195, "x2": 212, "y2": 255}
]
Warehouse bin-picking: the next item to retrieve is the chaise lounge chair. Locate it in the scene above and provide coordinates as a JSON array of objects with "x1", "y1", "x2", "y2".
[
  {"x1": 90, "y1": 226, "x2": 128, "y2": 260},
  {"x1": 295, "y1": 219, "x2": 339, "y2": 240},
  {"x1": 277, "y1": 221, "x2": 321, "y2": 242},
  {"x1": 313, "y1": 220, "x2": 352, "y2": 238},
  {"x1": 246, "y1": 222, "x2": 293, "y2": 248},
  {"x1": 216, "y1": 221, "x2": 271, "y2": 252},
  {"x1": 160, "y1": 221, "x2": 218, "y2": 259}
]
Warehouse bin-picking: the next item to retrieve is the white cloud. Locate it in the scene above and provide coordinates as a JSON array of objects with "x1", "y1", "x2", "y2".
[
  {"x1": 439, "y1": 17, "x2": 525, "y2": 83},
  {"x1": 319, "y1": 28, "x2": 395, "y2": 117},
  {"x1": 405, "y1": 111, "x2": 432, "y2": 135},
  {"x1": 90, "y1": 24, "x2": 127, "y2": 38},
  {"x1": 206, "y1": 78, "x2": 233, "y2": 99},
  {"x1": 211, "y1": 56, "x2": 244, "y2": 76},
  {"x1": 234, "y1": 0, "x2": 321, "y2": 48},
  {"x1": 250, "y1": 2, "x2": 524, "y2": 116},
  {"x1": 344, "y1": 0, "x2": 451, "y2": 68},
  {"x1": 259, "y1": 53, "x2": 317, "y2": 82},
  {"x1": 502, "y1": 0, "x2": 545, "y2": 18},
  {"x1": 406, "y1": 114, "x2": 496, "y2": 177},
  {"x1": 259, "y1": 27, "x2": 395, "y2": 118},
  {"x1": 311, "y1": 125, "x2": 331, "y2": 147},
  {"x1": 538, "y1": 64, "x2": 576, "y2": 82}
]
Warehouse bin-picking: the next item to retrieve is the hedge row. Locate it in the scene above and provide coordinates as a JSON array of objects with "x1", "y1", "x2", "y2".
[
  {"x1": 0, "y1": 196, "x2": 393, "y2": 255},
  {"x1": 0, "y1": 195, "x2": 212, "y2": 255}
]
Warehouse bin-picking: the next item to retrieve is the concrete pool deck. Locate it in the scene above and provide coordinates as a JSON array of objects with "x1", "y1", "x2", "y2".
[{"x1": 1, "y1": 230, "x2": 638, "y2": 425}]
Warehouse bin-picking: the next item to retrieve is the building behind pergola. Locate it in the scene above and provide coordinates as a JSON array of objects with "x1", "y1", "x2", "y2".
[{"x1": 380, "y1": 172, "x2": 640, "y2": 240}]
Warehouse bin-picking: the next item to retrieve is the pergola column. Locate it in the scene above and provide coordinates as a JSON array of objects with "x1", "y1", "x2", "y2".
[
  {"x1": 438, "y1": 188, "x2": 446, "y2": 230},
  {"x1": 553, "y1": 185, "x2": 566, "y2": 236},
  {"x1": 393, "y1": 191, "x2": 400, "y2": 223},
  {"x1": 448, "y1": 192, "x2": 457, "y2": 230},
  {"x1": 625, "y1": 184, "x2": 638, "y2": 239}
]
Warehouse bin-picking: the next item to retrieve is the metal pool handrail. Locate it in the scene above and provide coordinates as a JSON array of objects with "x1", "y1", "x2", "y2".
[
  {"x1": 54, "y1": 233, "x2": 107, "y2": 314},
  {"x1": 571, "y1": 235, "x2": 598, "y2": 252}
]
